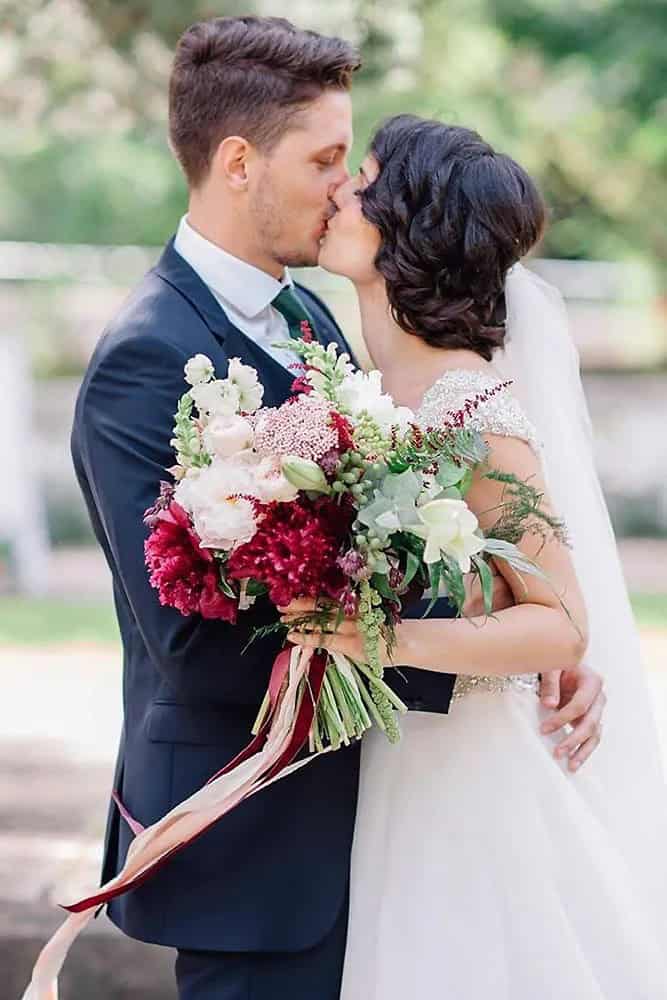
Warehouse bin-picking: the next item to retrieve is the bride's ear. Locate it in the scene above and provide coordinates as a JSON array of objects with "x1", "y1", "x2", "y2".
[{"x1": 213, "y1": 136, "x2": 251, "y2": 191}]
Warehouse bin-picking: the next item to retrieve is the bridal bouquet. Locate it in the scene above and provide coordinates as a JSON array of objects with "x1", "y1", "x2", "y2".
[
  {"x1": 22, "y1": 334, "x2": 559, "y2": 1000},
  {"x1": 143, "y1": 333, "x2": 557, "y2": 750}
]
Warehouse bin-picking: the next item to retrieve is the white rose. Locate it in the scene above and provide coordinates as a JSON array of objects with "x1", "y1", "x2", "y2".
[
  {"x1": 227, "y1": 357, "x2": 264, "y2": 413},
  {"x1": 190, "y1": 379, "x2": 241, "y2": 417},
  {"x1": 202, "y1": 414, "x2": 254, "y2": 459},
  {"x1": 184, "y1": 354, "x2": 214, "y2": 386},
  {"x1": 408, "y1": 498, "x2": 485, "y2": 573}
]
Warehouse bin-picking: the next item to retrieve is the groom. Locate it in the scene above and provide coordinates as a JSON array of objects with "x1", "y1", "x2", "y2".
[{"x1": 71, "y1": 15, "x2": 606, "y2": 999}]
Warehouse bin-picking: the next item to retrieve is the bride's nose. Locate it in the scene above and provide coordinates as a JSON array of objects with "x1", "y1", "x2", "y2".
[{"x1": 331, "y1": 177, "x2": 355, "y2": 210}]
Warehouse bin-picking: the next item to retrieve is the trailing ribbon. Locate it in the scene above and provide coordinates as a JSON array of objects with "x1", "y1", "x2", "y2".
[{"x1": 21, "y1": 645, "x2": 330, "y2": 1000}]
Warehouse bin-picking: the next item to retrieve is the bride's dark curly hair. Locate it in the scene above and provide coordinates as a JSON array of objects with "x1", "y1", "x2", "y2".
[{"x1": 360, "y1": 115, "x2": 546, "y2": 360}]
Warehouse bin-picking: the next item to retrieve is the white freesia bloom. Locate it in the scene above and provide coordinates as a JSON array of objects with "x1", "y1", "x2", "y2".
[
  {"x1": 410, "y1": 498, "x2": 485, "y2": 572},
  {"x1": 202, "y1": 414, "x2": 254, "y2": 459},
  {"x1": 227, "y1": 358, "x2": 264, "y2": 413},
  {"x1": 190, "y1": 379, "x2": 241, "y2": 417},
  {"x1": 184, "y1": 354, "x2": 214, "y2": 386},
  {"x1": 338, "y1": 369, "x2": 414, "y2": 433}
]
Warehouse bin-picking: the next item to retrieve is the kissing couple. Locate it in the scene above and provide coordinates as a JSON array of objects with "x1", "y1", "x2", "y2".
[{"x1": 55, "y1": 14, "x2": 667, "y2": 1000}]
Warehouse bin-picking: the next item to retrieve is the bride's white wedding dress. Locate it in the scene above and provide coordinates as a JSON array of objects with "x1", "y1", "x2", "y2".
[{"x1": 341, "y1": 368, "x2": 667, "y2": 1000}]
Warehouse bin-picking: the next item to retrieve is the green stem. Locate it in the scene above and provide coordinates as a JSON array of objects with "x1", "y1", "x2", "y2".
[
  {"x1": 352, "y1": 664, "x2": 389, "y2": 734},
  {"x1": 353, "y1": 660, "x2": 409, "y2": 714},
  {"x1": 323, "y1": 673, "x2": 350, "y2": 746},
  {"x1": 327, "y1": 665, "x2": 356, "y2": 737}
]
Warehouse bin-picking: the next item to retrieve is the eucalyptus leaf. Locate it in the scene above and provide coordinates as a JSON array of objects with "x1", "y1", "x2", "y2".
[{"x1": 435, "y1": 459, "x2": 466, "y2": 488}]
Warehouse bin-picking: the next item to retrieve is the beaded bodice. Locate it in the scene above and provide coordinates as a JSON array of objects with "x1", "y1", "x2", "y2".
[
  {"x1": 417, "y1": 367, "x2": 541, "y2": 456},
  {"x1": 416, "y1": 367, "x2": 541, "y2": 702}
]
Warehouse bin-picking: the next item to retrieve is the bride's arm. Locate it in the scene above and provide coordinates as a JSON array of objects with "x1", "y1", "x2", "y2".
[
  {"x1": 285, "y1": 432, "x2": 589, "y2": 678},
  {"x1": 393, "y1": 431, "x2": 589, "y2": 676}
]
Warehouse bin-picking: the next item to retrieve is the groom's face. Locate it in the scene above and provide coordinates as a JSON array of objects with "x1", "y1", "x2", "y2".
[{"x1": 247, "y1": 90, "x2": 353, "y2": 269}]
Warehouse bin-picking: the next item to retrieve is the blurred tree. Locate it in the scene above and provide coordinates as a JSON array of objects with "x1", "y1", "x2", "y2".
[
  {"x1": 1, "y1": 0, "x2": 665, "y2": 287},
  {"x1": 491, "y1": 0, "x2": 667, "y2": 275}
]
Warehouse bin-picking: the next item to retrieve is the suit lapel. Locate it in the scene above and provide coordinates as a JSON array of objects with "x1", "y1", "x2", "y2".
[{"x1": 154, "y1": 238, "x2": 294, "y2": 405}]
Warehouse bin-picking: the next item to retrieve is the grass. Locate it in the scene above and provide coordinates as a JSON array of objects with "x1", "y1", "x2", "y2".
[
  {"x1": 0, "y1": 593, "x2": 665, "y2": 646},
  {"x1": 630, "y1": 592, "x2": 667, "y2": 629},
  {"x1": 0, "y1": 597, "x2": 119, "y2": 645}
]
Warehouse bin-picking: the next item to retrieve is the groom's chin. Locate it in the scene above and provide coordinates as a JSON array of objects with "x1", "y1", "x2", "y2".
[{"x1": 281, "y1": 249, "x2": 320, "y2": 269}]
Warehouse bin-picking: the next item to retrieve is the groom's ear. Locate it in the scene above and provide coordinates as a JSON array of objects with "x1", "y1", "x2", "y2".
[{"x1": 213, "y1": 136, "x2": 252, "y2": 191}]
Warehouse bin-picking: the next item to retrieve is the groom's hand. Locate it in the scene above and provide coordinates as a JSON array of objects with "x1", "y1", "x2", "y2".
[
  {"x1": 540, "y1": 665, "x2": 606, "y2": 772},
  {"x1": 463, "y1": 568, "x2": 606, "y2": 772}
]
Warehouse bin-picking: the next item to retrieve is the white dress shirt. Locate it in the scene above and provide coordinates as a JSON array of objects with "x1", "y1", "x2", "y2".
[{"x1": 173, "y1": 215, "x2": 299, "y2": 370}]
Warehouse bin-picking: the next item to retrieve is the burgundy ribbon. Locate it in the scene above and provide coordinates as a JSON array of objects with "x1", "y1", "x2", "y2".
[{"x1": 63, "y1": 646, "x2": 328, "y2": 915}]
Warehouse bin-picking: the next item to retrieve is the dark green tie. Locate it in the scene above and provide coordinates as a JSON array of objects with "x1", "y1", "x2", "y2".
[{"x1": 271, "y1": 286, "x2": 318, "y2": 342}]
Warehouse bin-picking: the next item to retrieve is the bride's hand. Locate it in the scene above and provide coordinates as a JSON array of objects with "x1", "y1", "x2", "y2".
[
  {"x1": 278, "y1": 598, "x2": 384, "y2": 663},
  {"x1": 540, "y1": 664, "x2": 606, "y2": 772}
]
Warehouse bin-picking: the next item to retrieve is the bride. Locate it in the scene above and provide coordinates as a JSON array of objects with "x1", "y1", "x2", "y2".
[{"x1": 285, "y1": 115, "x2": 667, "y2": 997}]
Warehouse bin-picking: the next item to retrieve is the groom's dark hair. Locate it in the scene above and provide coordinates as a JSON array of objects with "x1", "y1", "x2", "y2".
[{"x1": 169, "y1": 16, "x2": 360, "y2": 187}]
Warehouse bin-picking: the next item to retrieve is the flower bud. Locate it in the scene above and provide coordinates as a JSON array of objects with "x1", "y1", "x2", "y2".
[{"x1": 281, "y1": 455, "x2": 331, "y2": 494}]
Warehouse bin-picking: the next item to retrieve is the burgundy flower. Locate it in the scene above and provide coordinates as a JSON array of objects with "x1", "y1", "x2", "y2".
[
  {"x1": 227, "y1": 495, "x2": 354, "y2": 607},
  {"x1": 337, "y1": 548, "x2": 370, "y2": 582},
  {"x1": 290, "y1": 374, "x2": 314, "y2": 396},
  {"x1": 340, "y1": 586, "x2": 359, "y2": 617},
  {"x1": 144, "y1": 502, "x2": 237, "y2": 622},
  {"x1": 329, "y1": 411, "x2": 355, "y2": 452},
  {"x1": 143, "y1": 481, "x2": 176, "y2": 528},
  {"x1": 319, "y1": 447, "x2": 341, "y2": 477}
]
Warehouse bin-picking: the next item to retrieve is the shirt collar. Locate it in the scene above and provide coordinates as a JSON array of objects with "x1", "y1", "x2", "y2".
[{"x1": 174, "y1": 215, "x2": 293, "y2": 319}]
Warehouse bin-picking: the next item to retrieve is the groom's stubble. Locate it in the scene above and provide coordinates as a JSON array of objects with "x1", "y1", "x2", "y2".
[{"x1": 247, "y1": 92, "x2": 354, "y2": 271}]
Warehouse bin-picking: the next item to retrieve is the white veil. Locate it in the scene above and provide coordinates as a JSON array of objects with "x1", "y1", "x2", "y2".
[{"x1": 495, "y1": 263, "x2": 667, "y2": 924}]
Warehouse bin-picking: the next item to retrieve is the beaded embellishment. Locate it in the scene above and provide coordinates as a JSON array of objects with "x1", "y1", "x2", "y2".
[{"x1": 417, "y1": 368, "x2": 542, "y2": 702}]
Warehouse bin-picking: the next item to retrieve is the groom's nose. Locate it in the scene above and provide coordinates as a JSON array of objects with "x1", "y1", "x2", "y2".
[{"x1": 328, "y1": 164, "x2": 351, "y2": 199}]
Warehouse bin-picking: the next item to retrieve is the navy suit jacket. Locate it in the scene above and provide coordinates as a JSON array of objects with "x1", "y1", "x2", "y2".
[{"x1": 70, "y1": 238, "x2": 456, "y2": 953}]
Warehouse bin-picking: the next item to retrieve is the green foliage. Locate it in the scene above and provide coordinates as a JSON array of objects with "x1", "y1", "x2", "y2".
[
  {"x1": 2, "y1": 0, "x2": 665, "y2": 284},
  {"x1": 482, "y1": 468, "x2": 568, "y2": 546}
]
